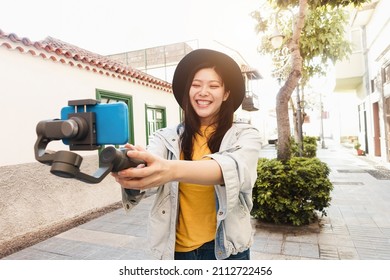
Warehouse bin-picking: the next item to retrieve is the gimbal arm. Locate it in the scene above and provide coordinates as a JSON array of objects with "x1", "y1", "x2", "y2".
[{"x1": 34, "y1": 119, "x2": 109, "y2": 183}]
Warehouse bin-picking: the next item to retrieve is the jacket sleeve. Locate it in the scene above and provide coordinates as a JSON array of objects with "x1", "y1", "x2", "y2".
[{"x1": 206, "y1": 125, "x2": 262, "y2": 217}]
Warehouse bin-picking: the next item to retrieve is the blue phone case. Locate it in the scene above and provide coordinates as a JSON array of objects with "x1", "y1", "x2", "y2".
[{"x1": 61, "y1": 102, "x2": 129, "y2": 145}]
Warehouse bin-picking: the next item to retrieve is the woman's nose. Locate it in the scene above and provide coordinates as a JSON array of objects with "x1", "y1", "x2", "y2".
[{"x1": 199, "y1": 86, "x2": 209, "y2": 96}]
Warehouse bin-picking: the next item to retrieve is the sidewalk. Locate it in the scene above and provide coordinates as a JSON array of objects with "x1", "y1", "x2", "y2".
[{"x1": 2, "y1": 139, "x2": 390, "y2": 260}]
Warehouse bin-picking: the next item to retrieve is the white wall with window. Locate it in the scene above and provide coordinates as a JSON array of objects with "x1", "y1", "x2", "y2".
[{"x1": 0, "y1": 35, "x2": 180, "y2": 247}]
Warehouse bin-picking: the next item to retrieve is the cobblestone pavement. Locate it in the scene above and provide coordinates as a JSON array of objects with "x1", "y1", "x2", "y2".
[{"x1": 2, "y1": 139, "x2": 390, "y2": 260}]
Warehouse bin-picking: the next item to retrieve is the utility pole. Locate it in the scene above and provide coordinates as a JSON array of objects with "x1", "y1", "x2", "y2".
[
  {"x1": 320, "y1": 91, "x2": 326, "y2": 149},
  {"x1": 296, "y1": 86, "x2": 303, "y2": 156}
]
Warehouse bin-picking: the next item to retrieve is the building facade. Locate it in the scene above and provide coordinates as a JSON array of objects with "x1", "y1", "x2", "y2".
[{"x1": 334, "y1": 0, "x2": 390, "y2": 163}]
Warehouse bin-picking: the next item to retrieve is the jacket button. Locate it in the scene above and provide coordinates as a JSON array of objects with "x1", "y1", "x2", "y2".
[
  {"x1": 162, "y1": 210, "x2": 166, "y2": 214},
  {"x1": 218, "y1": 211, "x2": 224, "y2": 216}
]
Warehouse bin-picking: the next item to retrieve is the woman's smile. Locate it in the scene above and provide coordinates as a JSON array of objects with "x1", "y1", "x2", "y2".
[{"x1": 195, "y1": 99, "x2": 212, "y2": 107}]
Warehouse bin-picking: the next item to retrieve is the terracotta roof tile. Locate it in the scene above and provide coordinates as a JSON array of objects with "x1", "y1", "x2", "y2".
[{"x1": 0, "y1": 29, "x2": 172, "y2": 93}]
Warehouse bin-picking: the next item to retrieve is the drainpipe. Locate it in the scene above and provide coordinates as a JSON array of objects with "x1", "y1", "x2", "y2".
[
  {"x1": 379, "y1": 60, "x2": 389, "y2": 162},
  {"x1": 362, "y1": 25, "x2": 371, "y2": 155}
]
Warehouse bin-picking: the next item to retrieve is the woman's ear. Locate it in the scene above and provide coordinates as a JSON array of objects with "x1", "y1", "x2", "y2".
[{"x1": 223, "y1": 90, "x2": 230, "y2": 101}]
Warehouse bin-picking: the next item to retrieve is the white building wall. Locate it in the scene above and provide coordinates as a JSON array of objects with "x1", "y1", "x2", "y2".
[
  {"x1": 361, "y1": 0, "x2": 390, "y2": 161},
  {"x1": 0, "y1": 41, "x2": 179, "y2": 248},
  {"x1": 333, "y1": 0, "x2": 389, "y2": 163}
]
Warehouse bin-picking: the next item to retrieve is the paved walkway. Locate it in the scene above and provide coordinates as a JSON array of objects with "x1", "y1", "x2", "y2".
[{"x1": 2, "y1": 139, "x2": 390, "y2": 260}]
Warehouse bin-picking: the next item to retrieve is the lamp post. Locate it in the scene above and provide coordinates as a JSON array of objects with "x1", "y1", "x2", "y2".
[
  {"x1": 269, "y1": 8, "x2": 294, "y2": 49},
  {"x1": 269, "y1": 9, "x2": 287, "y2": 49},
  {"x1": 319, "y1": 90, "x2": 326, "y2": 149},
  {"x1": 296, "y1": 86, "x2": 303, "y2": 156}
]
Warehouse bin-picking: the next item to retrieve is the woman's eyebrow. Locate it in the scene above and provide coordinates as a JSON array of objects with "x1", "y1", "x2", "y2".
[{"x1": 192, "y1": 78, "x2": 222, "y2": 84}]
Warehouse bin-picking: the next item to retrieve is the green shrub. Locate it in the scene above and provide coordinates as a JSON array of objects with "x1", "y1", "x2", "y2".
[
  {"x1": 302, "y1": 143, "x2": 317, "y2": 158},
  {"x1": 290, "y1": 136, "x2": 318, "y2": 158},
  {"x1": 252, "y1": 157, "x2": 333, "y2": 226},
  {"x1": 304, "y1": 136, "x2": 318, "y2": 146}
]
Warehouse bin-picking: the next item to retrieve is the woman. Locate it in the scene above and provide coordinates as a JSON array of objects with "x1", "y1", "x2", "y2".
[{"x1": 112, "y1": 49, "x2": 261, "y2": 260}]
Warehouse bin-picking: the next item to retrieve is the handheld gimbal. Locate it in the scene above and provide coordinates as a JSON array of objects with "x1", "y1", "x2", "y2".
[{"x1": 34, "y1": 99, "x2": 144, "y2": 183}]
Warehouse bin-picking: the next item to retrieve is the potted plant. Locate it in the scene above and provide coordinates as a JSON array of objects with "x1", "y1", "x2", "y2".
[{"x1": 354, "y1": 142, "x2": 365, "y2": 156}]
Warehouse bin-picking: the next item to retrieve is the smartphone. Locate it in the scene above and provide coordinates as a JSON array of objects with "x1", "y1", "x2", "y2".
[{"x1": 60, "y1": 102, "x2": 129, "y2": 145}]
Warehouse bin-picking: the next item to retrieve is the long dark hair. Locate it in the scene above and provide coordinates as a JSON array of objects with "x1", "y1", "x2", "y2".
[{"x1": 180, "y1": 62, "x2": 235, "y2": 160}]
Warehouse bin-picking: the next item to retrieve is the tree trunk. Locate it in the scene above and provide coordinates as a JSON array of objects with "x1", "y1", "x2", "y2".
[{"x1": 276, "y1": 0, "x2": 308, "y2": 161}]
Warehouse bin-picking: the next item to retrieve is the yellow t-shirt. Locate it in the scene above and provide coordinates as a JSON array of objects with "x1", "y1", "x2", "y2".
[{"x1": 175, "y1": 126, "x2": 217, "y2": 252}]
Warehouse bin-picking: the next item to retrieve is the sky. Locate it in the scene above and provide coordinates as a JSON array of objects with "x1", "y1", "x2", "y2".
[{"x1": 0, "y1": 0, "x2": 268, "y2": 71}]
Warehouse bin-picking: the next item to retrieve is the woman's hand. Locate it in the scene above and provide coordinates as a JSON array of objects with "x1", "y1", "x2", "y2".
[
  {"x1": 111, "y1": 144, "x2": 224, "y2": 189},
  {"x1": 111, "y1": 144, "x2": 173, "y2": 190}
]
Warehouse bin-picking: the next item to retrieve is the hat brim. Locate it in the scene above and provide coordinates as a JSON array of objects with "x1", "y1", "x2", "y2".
[{"x1": 172, "y1": 49, "x2": 245, "y2": 111}]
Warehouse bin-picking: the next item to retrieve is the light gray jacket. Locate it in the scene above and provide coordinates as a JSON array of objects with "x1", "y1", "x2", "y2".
[{"x1": 121, "y1": 122, "x2": 262, "y2": 260}]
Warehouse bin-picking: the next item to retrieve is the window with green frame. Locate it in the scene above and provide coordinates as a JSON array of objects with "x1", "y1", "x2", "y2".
[
  {"x1": 95, "y1": 89, "x2": 134, "y2": 145},
  {"x1": 145, "y1": 105, "x2": 166, "y2": 145}
]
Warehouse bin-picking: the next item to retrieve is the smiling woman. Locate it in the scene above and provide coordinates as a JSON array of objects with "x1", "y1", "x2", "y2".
[{"x1": 112, "y1": 49, "x2": 262, "y2": 260}]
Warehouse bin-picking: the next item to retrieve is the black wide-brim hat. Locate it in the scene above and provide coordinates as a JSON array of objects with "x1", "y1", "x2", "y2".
[{"x1": 172, "y1": 49, "x2": 245, "y2": 112}]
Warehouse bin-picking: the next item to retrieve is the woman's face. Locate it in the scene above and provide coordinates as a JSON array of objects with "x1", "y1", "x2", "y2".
[{"x1": 189, "y1": 67, "x2": 230, "y2": 126}]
